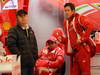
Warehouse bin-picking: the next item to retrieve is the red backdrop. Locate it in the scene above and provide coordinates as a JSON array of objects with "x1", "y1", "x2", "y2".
[{"x1": 0, "y1": 0, "x2": 29, "y2": 54}]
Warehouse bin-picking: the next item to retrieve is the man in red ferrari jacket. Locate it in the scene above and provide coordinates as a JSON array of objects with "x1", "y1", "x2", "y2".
[
  {"x1": 64, "y1": 3, "x2": 95, "y2": 75},
  {"x1": 52, "y1": 28, "x2": 66, "y2": 50},
  {"x1": 35, "y1": 36, "x2": 64, "y2": 75},
  {"x1": 51, "y1": 28, "x2": 66, "y2": 75}
]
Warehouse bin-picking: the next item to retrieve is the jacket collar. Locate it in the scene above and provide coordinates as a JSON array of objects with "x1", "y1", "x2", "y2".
[
  {"x1": 17, "y1": 24, "x2": 30, "y2": 30},
  {"x1": 68, "y1": 13, "x2": 79, "y2": 23}
]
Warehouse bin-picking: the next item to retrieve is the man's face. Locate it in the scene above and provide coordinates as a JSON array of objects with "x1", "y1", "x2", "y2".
[
  {"x1": 64, "y1": 6, "x2": 74, "y2": 19},
  {"x1": 48, "y1": 42, "x2": 56, "y2": 50},
  {"x1": 17, "y1": 15, "x2": 28, "y2": 27},
  {"x1": 57, "y1": 36, "x2": 62, "y2": 43}
]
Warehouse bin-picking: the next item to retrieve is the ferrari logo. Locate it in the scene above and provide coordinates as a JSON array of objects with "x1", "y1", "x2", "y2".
[{"x1": 2, "y1": 21, "x2": 11, "y2": 31}]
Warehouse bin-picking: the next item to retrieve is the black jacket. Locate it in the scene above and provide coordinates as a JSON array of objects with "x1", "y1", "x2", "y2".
[{"x1": 7, "y1": 25, "x2": 38, "y2": 68}]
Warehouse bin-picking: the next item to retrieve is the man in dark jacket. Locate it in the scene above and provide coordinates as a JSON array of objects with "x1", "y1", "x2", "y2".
[{"x1": 7, "y1": 10, "x2": 38, "y2": 75}]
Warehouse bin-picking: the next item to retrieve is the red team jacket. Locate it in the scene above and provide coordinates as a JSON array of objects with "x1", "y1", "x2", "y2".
[
  {"x1": 64, "y1": 13, "x2": 95, "y2": 56},
  {"x1": 35, "y1": 37, "x2": 64, "y2": 75}
]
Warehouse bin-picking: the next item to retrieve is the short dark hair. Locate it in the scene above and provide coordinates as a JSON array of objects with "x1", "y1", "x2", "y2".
[
  {"x1": 64, "y1": 3, "x2": 75, "y2": 11},
  {"x1": 46, "y1": 40, "x2": 56, "y2": 45},
  {"x1": 16, "y1": 9, "x2": 28, "y2": 16}
]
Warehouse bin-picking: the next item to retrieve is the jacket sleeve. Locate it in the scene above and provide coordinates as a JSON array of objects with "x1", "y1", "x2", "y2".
[
  {"x1": 7, "y1": 28, "x2": 20, "y2": 55},
  {"x1": 48, "y1": 48, "x2": 64, "y2": 68},
  {"x1": 48, "y1": 55, "x2": 64, "y2": 68},
  {"x1": 79, "y1": 16, "x2": 94, "y2": 39},
  {"x1": 32, "y1": 31, "x2": 38, "y2": 60}
]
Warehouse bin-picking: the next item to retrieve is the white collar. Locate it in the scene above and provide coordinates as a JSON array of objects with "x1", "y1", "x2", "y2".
[{"x1": 21, "y1": 24, "x2": 29, "y2": 30}]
